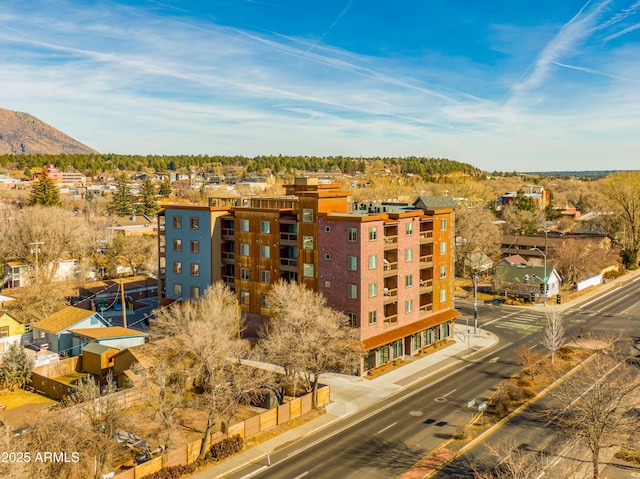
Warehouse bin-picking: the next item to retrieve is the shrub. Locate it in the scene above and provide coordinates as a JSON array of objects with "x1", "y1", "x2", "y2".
[
  {"x1": 491, "y1": 389, "x2": 511, "y2": 417},
  {"x1": 506, "y1": 382, "x2": 525, "y2": 402},
  {"x1": 615, "y1": 450, "x2": 640, "y2": 465},
  {"x1": 144, "y1": 464, "x2": 196, "y2": 479},
  {"x1": 208, "y1": 435, "x2": 244, "y2": 461},
  {"x1": 453, "y1": 425, "x2": 471, "y2": 441}
]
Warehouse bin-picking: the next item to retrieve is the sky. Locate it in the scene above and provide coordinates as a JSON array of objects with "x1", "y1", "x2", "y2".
[{"x1": 1, "y1": 0, "x2": 639, "y2": 172}]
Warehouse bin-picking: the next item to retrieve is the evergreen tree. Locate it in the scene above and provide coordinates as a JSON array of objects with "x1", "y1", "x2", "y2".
[
  {"x1": 138, "y1": 178, "x2": 158, "y2": 216},
  {"x1": 109, "y1": 174, "x2": 135, "y2": 216},
  {"x1": 0, "y1": 342, "x2": 35, "y2": 391},
  {"x1": 26, "y1": 167, "x2": 61, "y2": 207},
  {"x1": 158, "y1": 176, "x2": 172, "y2": 197}
]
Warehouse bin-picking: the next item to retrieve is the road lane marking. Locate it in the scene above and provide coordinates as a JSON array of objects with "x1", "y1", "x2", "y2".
[
  {"x1": 376, "y1": 422, "x2": 397, "y2": 435},
  {"x1": 442, "y1": 389, "x2": 457, "y2": 398},
  {"x1": 293, "y1": 472, "x2": 309, "y2": 479},
  {"x1": 239, "y1": 465, "x2": 268, "y2": 479}
]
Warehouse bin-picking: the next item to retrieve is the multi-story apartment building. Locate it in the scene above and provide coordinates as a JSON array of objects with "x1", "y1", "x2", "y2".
[{"x1": 158, "y1": 178, "x2": 458, "y2": 373}]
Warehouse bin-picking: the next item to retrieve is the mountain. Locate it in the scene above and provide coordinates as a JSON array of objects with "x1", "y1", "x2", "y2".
[{"x1": 0, "y1": 107, "x2": 98, "y2": 155}]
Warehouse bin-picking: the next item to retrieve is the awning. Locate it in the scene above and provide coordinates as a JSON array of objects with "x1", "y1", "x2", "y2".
[{"x1": 362, "y1": 308, "x2": 460, "y2": 351}]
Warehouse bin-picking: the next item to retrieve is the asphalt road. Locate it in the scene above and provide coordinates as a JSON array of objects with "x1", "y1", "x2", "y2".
[
  {"x1": 436, "y1": 277, "x2": 640, "y2": 478},
  {"x1": 225, "y1": 277, "x2": 640, "y2": 479}
]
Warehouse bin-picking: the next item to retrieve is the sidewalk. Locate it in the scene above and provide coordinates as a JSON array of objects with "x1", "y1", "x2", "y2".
[{"x1": 191, "y1": 325, "x2": 498, "y2": 479}]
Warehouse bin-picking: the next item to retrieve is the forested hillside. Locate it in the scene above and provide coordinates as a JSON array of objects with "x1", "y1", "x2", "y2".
[{"x1": 0, "y1": 153, "x2": 481, "y2": 178}]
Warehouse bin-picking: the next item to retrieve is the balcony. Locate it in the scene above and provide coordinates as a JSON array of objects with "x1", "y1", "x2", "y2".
[
  {"x1": 222, "y1": 275, "x2": 235, "y2": 288},
  {"x1": 419, "y1": 303, "x2": 433, "y2": 315},
  {"x1": 383, "y1": 261, "x2": 398, "y2": 277},
  {"x1": 383, "y1": 288, "x2": 398, "y2": 303},
  {"x1": 419, "y1": 279, "x2": 433, "y2": 293},
  {"x1": 383, "y1": 236, "x2": 398, "y2": 249},
  {"x1": 221, "y1": 228, "x2": 235, "y2": 240},
  {"x1": 420, "y1": 231, "x2": 433, "y2": 243},
  {"x1": 280, "y1": 258, "x2": 298, "y2": 272},
  {"x1": 221, "y1": 251, "x2": 235, "y2": 264},
  {"x1": 420, "y1": 255, "x2": 434, "y2": 268},
  {"x1": 280, "y1": 232, "x2": 298, "y2": 246}
]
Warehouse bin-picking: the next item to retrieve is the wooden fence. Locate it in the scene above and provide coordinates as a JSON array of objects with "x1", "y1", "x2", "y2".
[
  {"x1": 30, "y1": 356, "x2": 83, "y2": 399},
  {"x1": 112, "y1": 385, "x2": 331, "y2": 479}
]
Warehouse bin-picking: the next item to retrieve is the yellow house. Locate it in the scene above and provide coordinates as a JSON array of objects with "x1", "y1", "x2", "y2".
[
  {"x1": 0, "y1": 312, "x2": 25, "y2": 338},
  {"x1": 0, "y1": 312, "x2": 25, "y2": 352}
]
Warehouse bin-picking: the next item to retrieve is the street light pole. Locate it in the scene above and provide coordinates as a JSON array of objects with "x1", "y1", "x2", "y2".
[
  {"x1": 530, "y1": 247, "x2": 547, "y2": 298},
  {"x1": 473, "y1": 272, "x2": 478, "y2": 334}
]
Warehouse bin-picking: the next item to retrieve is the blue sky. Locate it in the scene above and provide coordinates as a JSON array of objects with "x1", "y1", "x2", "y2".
[{"x1": 1, "y1": 0, "x2": 639, "y2": 172}]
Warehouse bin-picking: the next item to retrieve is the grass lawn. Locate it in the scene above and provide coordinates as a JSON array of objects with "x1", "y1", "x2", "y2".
[
  {"x1": 0, "y1": 389, "x2": 57, "y2": 411},
  {"x1": 55, "y1": 371, "x2": 88, "y2": 386}
]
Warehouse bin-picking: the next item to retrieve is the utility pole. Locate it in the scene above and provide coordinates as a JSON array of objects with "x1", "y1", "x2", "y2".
[
  {"x1": 29, "y1": 241, "x2": 45, "y2": 284},
  {"x1": 120, "y1": 279, "x2": 127, "y2": 328}
]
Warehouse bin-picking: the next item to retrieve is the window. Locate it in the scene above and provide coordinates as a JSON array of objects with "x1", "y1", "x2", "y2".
[
  {"x1": 240, "y1": 243, "x2": 249, "y2": 256},
  {"x1": 405, "y1": 274, "x2": 413, "y2": 287},
  {"x1": 239, "y1": 219, "x2": 249, "y2": 232},
  {"x1": 368, "y1": 255, "x2": 377, "y2": 269},
  {"x1": 405, "y1": 222, "x2": 413, "y2": 235},
  {"x1": 348, "y1": 228, "x2": 357, "y2": 242},
  {"x1": 261, "y1": 294, "x2": 270, "y2": 308},
  {"x1": 240, "y1": 267, "x2": 249, "y2": 280},
  {"x1": 440, "y1": 289, "x2": 447, "y2": 302},
  {"x1": 369, "y1": 227, "x2": 377, "y2": 241},
  {"x1": 324, "y1": 281, "x2": 331, "y2": 288},
  {"x1": 412, "y1": 334, "x2": 421, "y2": 351},
  {"x1": 190, "y1": 263, "x2": 200, "y2": 277},
  {"x1": 260, "y1": 269, "x2": 271, "y2": 283},
  {"x1": 260, "y1": 245, "x2": 270, "y2": 258},
  {"x1": 347, "y1": 256, "x2": 358, "y2": 271},
  {"x1": 405, "y1": 299, "x2": 413, "y2": 313},
  {"x1": 191, "y1": 286, "x2": 200, "y2": 299},
  {"x1": 240, "y1": 290, "x2": 250, "y2": 304},
  {"x1": 303, "y1": 263, "x2": 314, "y2": 278},
  {"x1": 173, "y1": 261, "x2": 182, "y2": 274},
  {"x1": 302, "y1": 208, "x2": 314, "y2": 223},
  {"x1": 173, "y1": 283, "x2": 182, "y2": 297},
  {"x1": 440, "y1": 266, "x2": 447, "y2": 278},
  {"x1": 173, "y1": 239, "x2": 182, "y2": 251},
  {"x1": 325, "y1": 226, "x2": 331, "y2": 232},
  {"x1": 190, "y1": 240, "x2": 199, "y2": 254},
  {"x1": 405, "y1": 248, "x2": 413, "y2": 262},
  {"x1": 443, "y1": 321, "x2": 450, "y2": 337},
  {"x1": 348, "y1": 312, "x2": 358, "y2": 327},
  {"x1": 440, "y1": 218, "x2": 447, "y2": 231},
  {"x1": 260, "y1": 220, "x2": 270, "y2": 233},
  {"x1": 172, "y1": 216, "x2": 182, "y2": 229},
  {"x1": 325, "y1": 254, "x2": 331, "y2": 260},
  {"x1": 440, "y1": 242, "x2": 447, "y2": 254},
  {"x1": 190, "y1": 217, "x2": 199, "y2": 230},
  {"x1": 303, "y1": 236, "x2": 314, "y2": 250},
  {"x1": 368, "y1": 310, "x2": 377, "y2": 325},
  {"x1": 0, "y1": 326, "x2": 9, "y2": 338},
  {"x1": 368, "y1": 282, "x2": 378, "y2": 297},
  {"x1": 347, "y1": 284, "x2": 358, "y2": 299}
]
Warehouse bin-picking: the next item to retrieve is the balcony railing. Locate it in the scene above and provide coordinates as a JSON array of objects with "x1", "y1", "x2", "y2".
[
  {"x1": 419, "y1": 303, "x2": 433, "y2": 315},
  {"x1": 221, "y1": 228, "x2": 235, "y2": 239},
  {"x1": 383, "y1": 236, "x2": 398, "y2": 249},
  {"x1": 420, "y1": 231, "x2": 433, "y2": 242},
  {"x1": 419, "y1": 279, "x2": 433, "y2": 292},
  {"x1": 420, "y1": 255, "x2": 434, "y2": 267},
  {"x1": 280, "y1": 232, "x2": 298, "y2": 245},
  {"x1": 221, "y1": 252, "x2": 235, "y2": 263},
  {"x1": 383, "y1": 288, "x2": 398, "y2": 302},
  {"x1": 280, "y1": 258, "x2": 298, "y2": 271}
]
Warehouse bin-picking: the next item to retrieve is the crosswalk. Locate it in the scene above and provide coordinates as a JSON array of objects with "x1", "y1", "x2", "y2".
[{"x1": 491, "y1": 311, "x2": 548, "y2": 334}]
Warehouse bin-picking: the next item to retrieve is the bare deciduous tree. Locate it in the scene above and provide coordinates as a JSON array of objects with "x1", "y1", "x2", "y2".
[
  {"x1": 543, "y1": 312, "x2": 565, "y2": 365},
  {"x1": 516, "y1": 344, "x2": 544, "y2": 380},
  {"x1": 152, "y1": 282, "x2": 263, "y2": 460},
  {"x1": 473, "y1": 437, "x2": 546, "y2": 479},
  {"x1": 261, "y1": 280, "x2": 361, "y2": 408},
  {"x1": 455, "y1": 206, "x2": 501, "y2": 278},
  {"x1": 549, "y1": 349, "x2": 640, "y2": 479}
]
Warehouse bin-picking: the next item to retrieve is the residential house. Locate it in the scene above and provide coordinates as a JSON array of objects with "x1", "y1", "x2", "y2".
[
  {"x1": 493, "y1": 263, "x2": 562, "y2": 299},
  {"x1": 158, "y1": 177, "x2": 459, "y2": 374},
  {"x1": 0, "y1": 311, "x2": 25, "y2": 352},
  {"x1": 31, "y1": 306, "x2": 110, "y2": 356},
  {"x1": 70, "y1": 326, "x2": 148, "y2": 353},
  {"x1": 110, "y1": 215, "x2": 157, "y2": 237}
]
